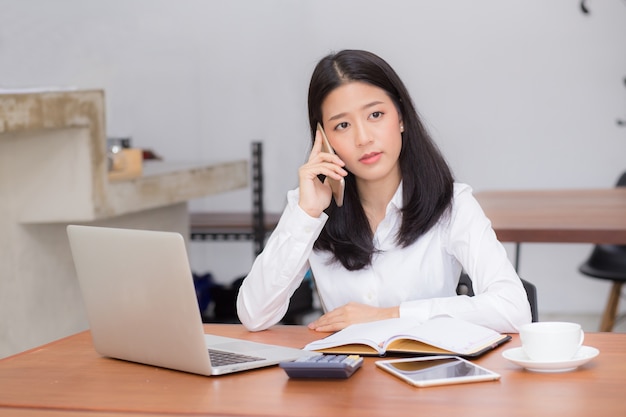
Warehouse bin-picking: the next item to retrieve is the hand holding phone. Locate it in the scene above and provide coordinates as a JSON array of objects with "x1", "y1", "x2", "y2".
[{"x1": 316, "y1": 123, "x2": 345, "y2": 207}]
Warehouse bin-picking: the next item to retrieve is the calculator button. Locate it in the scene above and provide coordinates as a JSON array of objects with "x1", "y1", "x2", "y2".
[{"x1": 279, "y1": 354, "x2": 363, "y2": 378}]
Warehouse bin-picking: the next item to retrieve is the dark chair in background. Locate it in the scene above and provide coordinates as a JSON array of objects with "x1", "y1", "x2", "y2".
[
  {"x1": 457, "y1": 273, "x2": 539, "y2": 322},
  {"x1": 578, "y1": 172, "x2": 626, "y2": 332}
]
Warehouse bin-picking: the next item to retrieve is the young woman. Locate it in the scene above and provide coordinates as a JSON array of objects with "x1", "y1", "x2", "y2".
[{"x1": 236, "y1": 50, "x2": 531, "y2": 333}]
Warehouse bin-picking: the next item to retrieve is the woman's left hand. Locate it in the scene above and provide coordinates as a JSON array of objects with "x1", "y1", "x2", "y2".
[{"x1": 307, "y1": 302, "x2": 399, "y2": 332}]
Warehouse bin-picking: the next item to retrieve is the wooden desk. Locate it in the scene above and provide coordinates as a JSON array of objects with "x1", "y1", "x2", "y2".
[
  {"x1": 475, "y1": 188, "x2": 626, "y2": 244},
  {"x1": 475, "y1": 188, "x2": 626, "y2": 271},
  {"x1": 0, "y1": 324, "x2": 624, "y2": 417}
]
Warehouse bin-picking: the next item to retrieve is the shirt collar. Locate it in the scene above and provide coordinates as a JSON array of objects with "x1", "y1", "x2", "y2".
[{"x1": 389, "y1": 181, "x2": 403, "y2": 211}]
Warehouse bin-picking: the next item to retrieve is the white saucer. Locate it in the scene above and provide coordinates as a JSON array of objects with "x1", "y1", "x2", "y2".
[{"x1": 502, "y1": 346, "x2": 599, "y2": 373}]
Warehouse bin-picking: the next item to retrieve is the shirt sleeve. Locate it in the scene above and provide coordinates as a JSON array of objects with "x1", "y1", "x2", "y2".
[
  {"x1": 398, "y1": 185, "x2": 532, "y2": 333},
  {"x1": 236, "y1": 189, "x2": 327, "y2": 331}
]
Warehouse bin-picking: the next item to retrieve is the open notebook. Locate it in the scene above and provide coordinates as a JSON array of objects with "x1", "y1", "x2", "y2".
[
  {"x1": 304, "y1": 316, "x2": 511, "y2": 358},
  {"x1": 67, "y1": 225, "x2": 319, "y2": 376}
]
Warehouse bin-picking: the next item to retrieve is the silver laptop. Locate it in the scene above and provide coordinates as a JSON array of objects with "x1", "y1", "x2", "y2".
[{"x1": 67, "y1": 224, "x2": 319, "y2": 376}]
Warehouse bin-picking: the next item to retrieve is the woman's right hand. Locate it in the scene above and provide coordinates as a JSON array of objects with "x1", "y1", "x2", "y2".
[{"x1": 298, "y1": 129, "x2": 347, "y2": 218}]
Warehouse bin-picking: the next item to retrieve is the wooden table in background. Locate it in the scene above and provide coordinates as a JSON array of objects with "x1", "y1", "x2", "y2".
[
  {"x1": 475, "y1": 188, "x2": 626, "y2": 270},
  {"x1": 0, "y1": 324, "x2": 624, "y2": 417}
]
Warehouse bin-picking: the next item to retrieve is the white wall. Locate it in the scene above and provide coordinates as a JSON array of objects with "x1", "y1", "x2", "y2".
[{"x1": 1, "y1": 0, "x2": 625, "y2": 316}]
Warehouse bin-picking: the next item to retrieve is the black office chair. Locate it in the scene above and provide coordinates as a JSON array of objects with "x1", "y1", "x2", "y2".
[
  {"x1": 578, "y1": 171, "x2": 626, "y2": 332},
  {"x1": 457, "y1": 273, "x2": 539, "y2": 322}
]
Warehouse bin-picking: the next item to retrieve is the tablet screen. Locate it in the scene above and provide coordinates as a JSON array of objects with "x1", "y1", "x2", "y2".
[{"x1": 376, "y1": 356, "x2": 500, "y2": 387}]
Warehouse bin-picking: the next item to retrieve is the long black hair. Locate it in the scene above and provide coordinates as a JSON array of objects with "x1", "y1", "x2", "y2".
[{"x1": 308, "y1": 50, "x2": 454, "y2": 271}]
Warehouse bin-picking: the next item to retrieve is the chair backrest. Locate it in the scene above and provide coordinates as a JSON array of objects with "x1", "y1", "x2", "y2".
[{"x1": 457, "y1": 273, "x2": 539, "y2": 322}]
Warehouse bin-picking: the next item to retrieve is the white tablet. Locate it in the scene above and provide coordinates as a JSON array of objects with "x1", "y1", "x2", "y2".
[{"x1": 375, "y1": 356, "x2": 500, "y2": 387}]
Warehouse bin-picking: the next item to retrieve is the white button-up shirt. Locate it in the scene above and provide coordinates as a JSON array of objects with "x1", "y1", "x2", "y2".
[{"x1": 237, "y1": 183, "x2": 532, "y2": 333}]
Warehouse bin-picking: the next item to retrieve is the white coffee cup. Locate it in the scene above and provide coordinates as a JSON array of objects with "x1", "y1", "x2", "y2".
[{"x1": 519, "y1": 322, "x2": 584, "y2": 362}]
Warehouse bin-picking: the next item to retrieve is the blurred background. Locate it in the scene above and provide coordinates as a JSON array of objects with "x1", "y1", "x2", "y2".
[{"x1": 1, "y1": 0, "x2": 625, "y2": 323}]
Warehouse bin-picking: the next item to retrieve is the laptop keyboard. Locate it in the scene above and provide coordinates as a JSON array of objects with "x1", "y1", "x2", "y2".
[{"x1": 208, "y1": 348, "x2": 265, "y2": 367}]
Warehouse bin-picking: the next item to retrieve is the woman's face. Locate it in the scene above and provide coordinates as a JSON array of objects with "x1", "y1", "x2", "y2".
[{"x1": 321, "y1": 81, "x2": 403, "y2": 187}]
